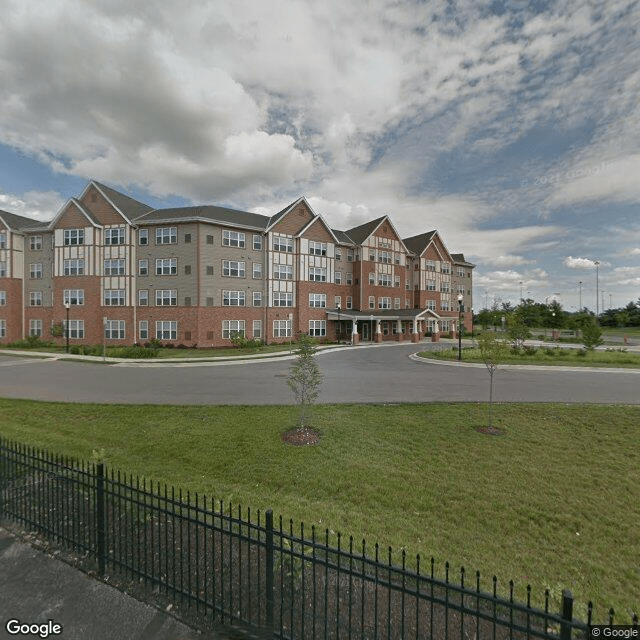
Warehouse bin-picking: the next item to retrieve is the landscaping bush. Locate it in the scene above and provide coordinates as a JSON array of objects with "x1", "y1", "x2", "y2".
[
  {"x1": 523, "y1": 346, "x2": 537, "y2": 355},
  {"x1": 7, "y1": 336, "x2": 54, "y2": 349},
  {"x1": 105, "y1": 346, "x2": 159, "y2": 359}
]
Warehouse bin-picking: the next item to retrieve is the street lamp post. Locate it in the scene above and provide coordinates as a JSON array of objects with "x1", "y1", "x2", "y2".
[
  {"x1": 578, "y1": 281, "x2": 582, "y2": 310},
  {"x1": 457, "y1": 293, "x2": 464, "y2": 361},
  {"x1": 64, "y1": 302, "x2": 70, "y2": 353},
  {"x1": 594, "y1": 260, "x2": 600, "y2": 319},
  {"x1": 336, "y1": 303, "x2": 341, "y2": 342}
]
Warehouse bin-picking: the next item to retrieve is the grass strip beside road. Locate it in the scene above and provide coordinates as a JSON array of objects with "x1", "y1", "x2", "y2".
[
  {"x1": 422, "y1": 345, "x2": 640, "y2": 368},
  {"x1": 0, "y1": 399, "x2": 638, "y2": 620}
]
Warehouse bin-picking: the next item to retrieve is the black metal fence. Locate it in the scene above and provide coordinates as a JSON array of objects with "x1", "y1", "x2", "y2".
[{"x1": 0, "y1": 439, "x2": 637, "y2": 639}]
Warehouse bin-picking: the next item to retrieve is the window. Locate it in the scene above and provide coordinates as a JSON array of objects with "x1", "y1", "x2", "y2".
[
  {"x1": 427, "y1": 280, "x2": 436, "y2": 291},
  {"x1": 64, "y1": 229, "x2": 84, "y2": 245},
  {"x1": 335, "y1": 248, "x2": 342, "y2": 261},
  {"x1": 138, "y1": 260, "x2": 148, "y2": 276},
  {"x1": 139, "y1": 229, "x2": 149, "y2": 245},
  {"x1": 0, "y1": 291, "x2": 5, "y2": 305},
  {"x1": 441, "y1": 301, "x2": 450, "y2": 311},
  {"x1": 64, "y1": 319, "x2": 84, "y2": 338},
  {"x1": 253, "y1": 291, "x2": 262, "y2": 307},
  {"x1": 206, "y1": 297, "x2": 214, "y2": 306},
  {"x1": 378, "y1": 274, "x2": 392, "y2": 287},
  {"x1": 346, "y1": 296, "x2": 353, "y2": 309},
  {"x1": 63, "y1": 259, "x2": 85, "y2": 276},
  {"x1": 309, "y1": 241, "x2": 327, "y2": 256},
  {"x1": 369, "y1": 251, "x2": 376, "y2": 261},
  {"x1": 156, "y1": 258, "x2": 177, "y2": 275},
  {"x1": 105, "y1": 228, "x2": 125, "y2": 245},
  {"x1": 379, "y1": 297, "x2": 391, "y2": 309},
  {"x1": 184, "y1": 233, "x2": 191, "y2": 243},
  {"x1": 104, "y1": 259, "x2": 125, "y2": 276},
  {"x1": 63, "y1": 289, "x2": 84, "y2": 306},
  {"x1": 0, "y1": 233, "x2": 6, "y2": 249},
  {"x1": 425, "y1": 260, "x2": 436, "y2": 271},
  {"x1": 223, "y1": 319, "x2": 245, "y2": 339},
  {"x1": 30, "y1": 263, "x2": 43, "y2": 279},
  {"x1": 223, "y1": 230, "x2": 245, "y2": 248},
  {"x1": 334, "y1": 296, "x2": 341, "y2": 308},
  {"x1": 458, "y1": 285, "x2": 465, "y2": 295},
  {"x1": 139, "y1": 321, "x2": 149, "y2": 340},
  {"x1": 309, "y1": 293, "x2": 326, "y2": 308},
  {"x1": 309, "y1": 267, "x2": 327, "y2": 282},
  {"x1": 347, "y1": 249, "x2": 354, "y2": 262},
  {"x1": 394, "y1": 275, "x2": 401, "y2": 287},
  {"x1": 457, "y1": 267, "x2": 466, "y2": 277},
  {"x1": 223, "y1": 260, "x2": 245, "y2": 277},
  {"x1": 440, "y1": 283, "x2": 450, "y2": 293},
  {"x1": 346, "y1": 272, "x2": 353, "y2": 285},
  {"x1": 184, "y1": 297, "x2": 192, "y2": 306},
  {"x1": 441, "y1": 262, "x2": 451, "y2": 274},
  {"x1": 253, "y1": 320, "x2": 262, "y2": 339},
  {"x1": 427, "y1": 300, "x2": 436, "y2": 310},
  {"x1": 273, "y1": 319, "x2": 291, "y2": 338},
  {"x1": 368, "y1": 273, "x2": 375, "y2": 285},
  {"x1": 253, "y1": 235, "x2": 262, "y2": 250},
  {"x1": 253, "y1": 263, "x2": 262, "y2": 278},
  {"x1": 335, "y1": 271, "x2": 342, "y2": 284},
  {"x1": 29, "y1": 319, "x2": 42, "y2": 337},
  {"x1": 273, "y1": 264, "x2": 293, "y2": 280},
  {"x1": 206, "y1": 265, "x2": 214, "y2": 276},
  {"x1": 394, "y1": 298, "x2": 401, "y2": 309},
  {"x1": 156, "y1": 290, "x2": 177, "y2": 306},
  {"x1": 156, "y1": 321, "x2": 177, "y2": 340},
  {"x1": 223, "y1": 290, "x2": 245, "y2": 306},
  {"x1": 273, "y1": 236, "x2": 293, "y2": 252},
  {"x1": 273, "y1": 292, "x2": 293, "y2": 307},
  {"x1": 368, "y1": 296, "x2": 375, "y2": 309},
  {"x1": 0, "y1": 319, "x2": 5, "y2": 337},
  {"x1": 138, "y1": 290, "x2": 148, "y2": 306},
  {"x1": 29, "y1": 236, "x2": 42, "y2": 250},
  {"x1": 156, "y1": 227, "x2": 177, "y2": 244},
  {"x1": 105, "y1": 320, "x2": 125, "y2": 339},
  {"x1": 184, "y1": 265, "x2": 191, "y2": 275},
  {"x1": 309, "y1": 320, "x2": 326, "y2": 337},
  {"x1": 104, "y1": 289, "x2": 125, "y2": 306},
  {"x1": 0, "y1": 261, "x2": 6, "y2": 277},
  {"x1": 30, "y1": 291, "x2": 43, "y2": 306},
  {"x1": 380, "y1": 251, "x2": 392, "y2": 264}
]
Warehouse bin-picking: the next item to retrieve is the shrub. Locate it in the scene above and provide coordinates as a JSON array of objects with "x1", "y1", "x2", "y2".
[
  {"x1": 576, "y1": 349, "x2": 588, "y2": 357},
  {"x1": 106, "y1": 346, "x2": 159, "y2": 359},
  {"x1": 523, "y1": 346, "x2": 537, "y2": 355},
  {"x1": 7, "y1": 335, "x2": 54, "y2": 349}
]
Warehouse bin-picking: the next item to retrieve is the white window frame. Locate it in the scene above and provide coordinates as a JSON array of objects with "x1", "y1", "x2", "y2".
[
  {"x1": 0, "y1": 233, "x2": 6, "y2": 249},
  {"x1": 63, "y1": 289, "x2": 84, "y2": 306},
  {"x1": 369, "y1": 296, "x2": 375, "y2": 309},
  {"x1": 30, "y1": 263, "x2": 43, "y2": 279},
  {"x1": 273, "y1": 319, "x2": 292, "y2": 338},
  {"x1": 253, "y1": 263, "x2": 263, "y2": 278},
  {"x1": 0, "y1": 319, "x2": 5, "y2": 337},
  {"x1": 105, "y1": 320, "x2": 125, "y2": 339},
  {"x1": 29, "y1": 236, "x2": 42, "y2": 250},
  {"x1": 309, "y1": 267, "x2": 327, "y2": 282},
  {"x1": 223, "y1": 230, "x2": 245, "y2": 248},
  {"x1": 309, "y1": 241, "x2": 327, "y2": 256},
  {"x1": 253, "y1": 234, "x2": 262, "y2": 250},
  {"x1": 63, "y1": 259, "x2": 85, "y2": 276},
  {"x1": 0, "y1": 261, "x2": 6, "y2": 277},
  {"x1": 105, "y1": 228, "x2": 125, "y2": 245},
  {"x1": 309, "y1": 293, "x2": 326, "y2": 308},
  {"x1": 252, "y1": 319, "x2": 262, "y2": 339},
  {"x1": 156, "y1": 258, "x2": 177, "y2": 275},
  {"x1": 223, "y1": 260, "x2": 245, "y2": 278},
  {"x1": 273, "y1": 236, "x2": 293, "y2": 252},
  {"x1": 253, "y1": 291, "x2": 262, "y2": 307},
  {"x1": 0, "y1": 291, "x2": 5, "y2": 306},
  {"x1": 272, "y1": 292, "x2": 293, "y2": 307},
  {"x1": 309, "y1": 320, "x2": 326, "y2": 337},
  {"x1": 138, "y1": 290, "x2": 149, "y2": 306},
  {"x1": 156, "y1": 321, "x2": 177, "y2": 340},
  {"x1": 64, "y1": 319, "x2": 84, "y2": 338},
  {"x1": 223, "y1": 319, "x2": 245, "y2": 339},
  {"x1": 104, "y1": 289, "x2": 125, "y2": 306},
  {"x1": 139, "y1": 229, "x2": 149, "y2": 245},
  {"x1": 138, "y1": 260, "x2": 148, "y2": 276},
  {"x1": 379, "y1": 297, "x2": 391, "y2": 309},
  {"x1": 64, "y1": 229, "x2": 84, "y2": 246},
  {"x1": 104, "y1": 259, "x2": 126, "y2": 276},
  {"x1": 223, "y1": 290, "x2": 245, "y2": 306},
  {"x1": 273, "y1": 264, "x2": 293, "y2": 280},
  {"x1": 155, "y1": 289, "x2": 177, "y2": 306},
  {"x1": 139, "y1": 320, "x2": 149, "y2": 340},
  {"x1": 29, "y1": 291, "x2": 43, "y2": 306},
  {"x1": 156, "y1": 227, "x2": 177, "y2": 245},
  {"x1": 29, "y1": 319, "x2": 42, "y2": 337}
]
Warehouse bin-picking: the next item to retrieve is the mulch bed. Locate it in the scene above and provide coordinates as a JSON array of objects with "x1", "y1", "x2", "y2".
[
  {"x1": 476, "y1": 426, "x2": 505, "y2": 435},
  {"x1": 281, "y1": 427, "x2": 321, "y2": 445}
]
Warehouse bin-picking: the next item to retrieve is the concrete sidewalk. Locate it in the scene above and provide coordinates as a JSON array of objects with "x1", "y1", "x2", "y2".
[{"x1": 0, "y1": 528, "x2": 212, "y2": 640}]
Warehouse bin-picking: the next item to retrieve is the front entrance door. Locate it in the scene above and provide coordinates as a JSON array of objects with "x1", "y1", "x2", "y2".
[{"x1": 361, "y1": 321, "x2": 370, "y2": 341}]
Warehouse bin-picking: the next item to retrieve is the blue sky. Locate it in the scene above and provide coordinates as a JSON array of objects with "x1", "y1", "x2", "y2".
[{"x1": 1, "y1": 0, "x2": 639, "y2": 313}]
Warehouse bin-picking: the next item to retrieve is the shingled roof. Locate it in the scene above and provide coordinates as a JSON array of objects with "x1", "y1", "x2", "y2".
[
  {"x1": 0, "y1": 210, "x2": 48, "y2": 231},
  {"x1": 343, "y1": 216, "x2": 387, "y2": 244},
  {"x1": 134, "y1": 204, "x2": 270, "y2": 230},
  {"x1": 93, "y1": 181, "x2": 154, "y2": 222},
  {"x1": 401, "y1": 230, "x2": 437, "y2": 256}
]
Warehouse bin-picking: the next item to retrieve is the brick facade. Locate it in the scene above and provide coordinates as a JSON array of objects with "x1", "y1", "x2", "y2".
[{"x1": 0, "y1": 181, "x2": 474, "y2": 348}]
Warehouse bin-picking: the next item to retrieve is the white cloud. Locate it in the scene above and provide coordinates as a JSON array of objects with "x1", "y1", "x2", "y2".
[
  {"x1": 0, "y1": 190, "x2": 62, "y2": 221},
  {"x1": 564, "y1": 256, "x2": 610, "y2": 269}
]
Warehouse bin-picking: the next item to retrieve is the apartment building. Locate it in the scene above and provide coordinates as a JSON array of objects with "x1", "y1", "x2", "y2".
[{"x1": 0, "y1": 180, "x2": 474, "y2": 348}]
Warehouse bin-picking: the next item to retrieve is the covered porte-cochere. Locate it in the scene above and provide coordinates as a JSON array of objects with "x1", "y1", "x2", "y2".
[{"x1": 325, "y1": 308, "x2": 458, "y2": 344}]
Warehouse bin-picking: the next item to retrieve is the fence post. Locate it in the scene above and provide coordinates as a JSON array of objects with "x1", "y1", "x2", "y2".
[
  {"x1": 265, "y1": 509, "x2": 274, "y2": 635},
  {"x1": 560, "y1": 589, "x2": 573, "y2": 640},
  {"x1": 96, "y1": 463, "x2": 106, "y2": 576}
]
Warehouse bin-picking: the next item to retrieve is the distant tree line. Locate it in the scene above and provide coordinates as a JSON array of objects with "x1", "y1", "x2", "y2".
[{"x1": 474, "y1": 298, "x2": 640, "y2": 331}]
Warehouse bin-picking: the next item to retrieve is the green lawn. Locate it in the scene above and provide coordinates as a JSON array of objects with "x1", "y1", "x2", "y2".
[
  {"x1": 0, "y1": 399, "x2": 638, "y2": 620},
  {"x1": 424, "y1": 345, "x2": 640, "y2": 368}
]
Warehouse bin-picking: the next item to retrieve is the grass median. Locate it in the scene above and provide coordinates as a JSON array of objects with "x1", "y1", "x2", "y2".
[{"x1": 0, "y1": 398, "x2": 638, "y2": 619}]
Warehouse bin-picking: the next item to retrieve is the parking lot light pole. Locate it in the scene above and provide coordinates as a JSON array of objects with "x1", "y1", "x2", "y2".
[{"x1": 457, "y1": 293, "x2": 464, "y2": 361}]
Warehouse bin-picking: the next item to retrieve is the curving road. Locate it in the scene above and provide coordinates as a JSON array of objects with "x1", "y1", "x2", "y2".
[{"x1": 0, "y1": 343, "x2": 638, "y2": 405}]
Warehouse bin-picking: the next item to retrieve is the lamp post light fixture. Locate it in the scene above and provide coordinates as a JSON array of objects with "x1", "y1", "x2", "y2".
[
  {"x1": 594, "y1": 260, "x2": 600, "y2": 319},
  {"x1": 336, "y1": 303, "x2": 341, "y2": 342},
  {"x1": 578, "y1": 281, "x2": 582, "y2": 310},
  {"x1": 64, "y1": 302, "x2": 70, "y2": 353},
  {"x1": 457, "y1": 293, "x2": 464, "y2": 361}
]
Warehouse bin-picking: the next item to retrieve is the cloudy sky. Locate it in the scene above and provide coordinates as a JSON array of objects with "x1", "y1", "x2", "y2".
[{"x1": 1, "y1": 0, "x2": 639, "y2": 312}]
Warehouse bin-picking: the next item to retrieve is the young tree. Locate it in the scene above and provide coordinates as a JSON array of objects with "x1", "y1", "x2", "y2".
[
  {"x1": 287, "y1": 333, "x2": 323, "y2": 429},
  {"x1": 506, "y1": 315, "x2": 531, "y2": 349},
  {"x1": 477, "y1": 331, "x2": 508, "y2": 429},
  {"x1": 581, "y1": 320, "x2": 604, "y2": 351}
]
